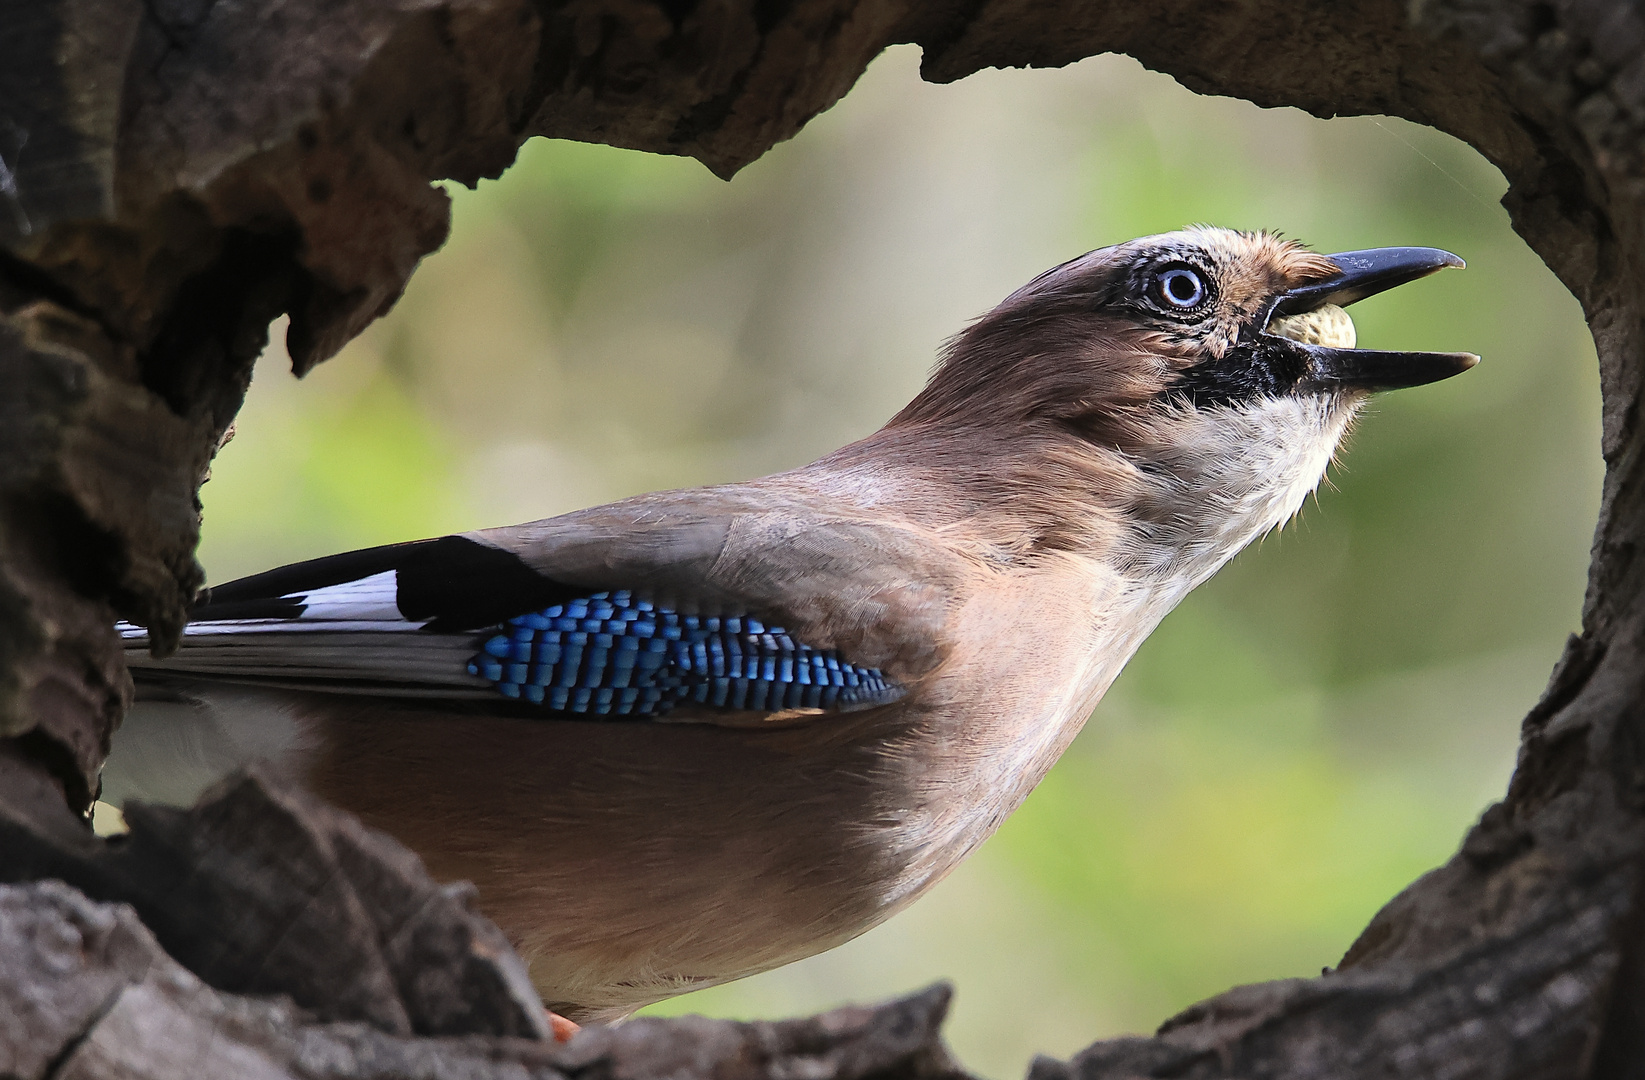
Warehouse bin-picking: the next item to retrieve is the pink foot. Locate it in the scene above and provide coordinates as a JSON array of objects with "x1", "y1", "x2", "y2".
[{"x1": 547, "y1": 1010, "x2": 581, "y2": 1044}]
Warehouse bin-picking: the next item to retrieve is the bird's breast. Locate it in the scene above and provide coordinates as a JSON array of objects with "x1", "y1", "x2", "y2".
[{"x1": 862, "y1": 555, "x2": 1145, "y2": 898}]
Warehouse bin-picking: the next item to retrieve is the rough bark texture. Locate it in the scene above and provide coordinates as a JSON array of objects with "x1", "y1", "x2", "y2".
[
  {"x1": 0, "y1": 0, "x2": 1641, "y2": 1077},
  {"x1": 0, "y1": 876, "x2": 963, "y2": 1080}
]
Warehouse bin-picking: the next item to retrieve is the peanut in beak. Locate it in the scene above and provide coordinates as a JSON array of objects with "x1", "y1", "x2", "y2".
[{"x1": 1268, "y1": 304, "x2": 1356, "y2": 349}]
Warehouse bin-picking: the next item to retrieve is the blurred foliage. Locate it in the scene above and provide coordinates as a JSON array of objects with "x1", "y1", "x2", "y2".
[{"x1": 199, "y1": 47, "x2": 1600, "y2": 1079}]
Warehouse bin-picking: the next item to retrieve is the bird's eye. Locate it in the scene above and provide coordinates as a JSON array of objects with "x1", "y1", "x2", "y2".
[{"x1": 1155, "y1": 266, "x2": 1208, "y2": 310}]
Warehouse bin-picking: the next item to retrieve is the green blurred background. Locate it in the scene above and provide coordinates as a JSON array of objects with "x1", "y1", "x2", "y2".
[{"x1": 200, "y1": 48, "x2": 1600, "y2": 1078}]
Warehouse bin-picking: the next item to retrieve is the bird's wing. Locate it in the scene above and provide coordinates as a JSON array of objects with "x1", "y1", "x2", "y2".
[{"x1": 123, "y1": 486, "x2": 965, "y2": 719}]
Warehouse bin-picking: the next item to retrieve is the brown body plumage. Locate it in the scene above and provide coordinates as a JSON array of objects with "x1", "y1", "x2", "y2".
[{"x1": 108, "y1": 228, "x2": 1475, "y2": 1019}]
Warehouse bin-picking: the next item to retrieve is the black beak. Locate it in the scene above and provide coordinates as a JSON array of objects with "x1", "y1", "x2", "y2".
[{"x1": 1265, "y1": 246, "x2": 1479, "y2": 393}]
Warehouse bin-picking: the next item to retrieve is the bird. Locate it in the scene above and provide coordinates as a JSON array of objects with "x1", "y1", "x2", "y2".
[{"x1": 103, "y1": 227, "x2": 1477, "y2": 1024}]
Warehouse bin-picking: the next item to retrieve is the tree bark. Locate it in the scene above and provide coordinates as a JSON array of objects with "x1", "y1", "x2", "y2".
[{"x1": 1, "y1": 1, "x2": 1641, "y2": 1077}]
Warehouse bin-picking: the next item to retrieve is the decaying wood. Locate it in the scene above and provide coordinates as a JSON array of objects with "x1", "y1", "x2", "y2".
[
  {"x1": 0, "y1": 875, "x2": 963, "y2": 1080},
  {"x1": 0, "y1": 764, "x2": 551, "y2": 1039},
  {"x1": 2, "y1": 0, "x2": 1643, "y2": 1076}
]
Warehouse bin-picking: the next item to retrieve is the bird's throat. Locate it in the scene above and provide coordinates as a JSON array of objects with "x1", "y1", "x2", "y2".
[{"x1": 1117, "y1": 392, "x2": 1361, "y2": 587}]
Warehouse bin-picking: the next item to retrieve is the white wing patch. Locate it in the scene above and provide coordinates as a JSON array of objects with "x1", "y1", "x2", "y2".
[
  {"x1": 286, "y1": 569, "x2": 404, "y2": 621},
  {"x1": 122, "y1": 569, "x2": 495, "y2": 697}
]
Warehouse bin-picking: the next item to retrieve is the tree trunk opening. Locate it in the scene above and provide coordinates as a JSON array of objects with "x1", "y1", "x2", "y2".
[{"x1": 2, "y1": 2, "x2": 1642, "y2": 1076}]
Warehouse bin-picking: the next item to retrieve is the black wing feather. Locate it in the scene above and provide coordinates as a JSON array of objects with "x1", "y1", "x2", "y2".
[{"x1": 195, "y1": 535, "x2": 580, "y2": 631}]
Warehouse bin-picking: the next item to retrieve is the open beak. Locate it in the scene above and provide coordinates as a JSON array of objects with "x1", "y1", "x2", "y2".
[{"x1": 1266, "y1": 246, "x2": 1479, "y2": 392}]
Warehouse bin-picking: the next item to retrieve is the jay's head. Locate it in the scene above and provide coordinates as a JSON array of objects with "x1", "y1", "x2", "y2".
[
  {"x1": 885, "y1": 227, "x2": 1476, "y2": 572},
  {"x1": 897, "y1": 226, "x2": 1475, "y2": 451}
]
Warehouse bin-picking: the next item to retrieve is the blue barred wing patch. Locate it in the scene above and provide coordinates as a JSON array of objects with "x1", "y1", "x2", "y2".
[{"x1": 467, "y1": 591, "x2": 903, "y2": 716}]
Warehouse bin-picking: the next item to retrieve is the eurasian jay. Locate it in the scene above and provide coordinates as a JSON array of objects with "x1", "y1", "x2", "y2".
[{"x1": 104, "y1": 227, "x2": 1475, "y2": 1023}]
